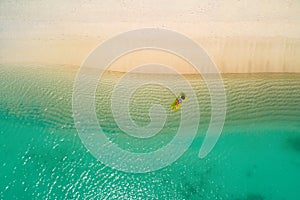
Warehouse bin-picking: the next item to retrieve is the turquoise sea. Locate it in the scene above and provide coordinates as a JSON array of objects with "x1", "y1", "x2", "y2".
[{"x1": 0, "y1": 65, "x2": 300, "y2": 199}]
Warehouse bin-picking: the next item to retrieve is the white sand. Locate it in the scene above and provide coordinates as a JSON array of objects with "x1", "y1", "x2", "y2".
[
  {"x1": 1, "y1": 36, "x2": 299, "y2": 73},
  {"x1": 1, "y1": 1, "x2": 300, "y2": 73}
]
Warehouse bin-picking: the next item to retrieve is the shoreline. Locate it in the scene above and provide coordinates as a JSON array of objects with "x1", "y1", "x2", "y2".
[{"x1": 1, "y1": 63, "x2": 300, "y2": 75}]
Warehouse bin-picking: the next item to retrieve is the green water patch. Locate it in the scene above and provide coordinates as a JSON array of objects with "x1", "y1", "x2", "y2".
[
  {"x1": 234, "y1": 193, "x2": 265, "y2": 200},
  {"x1": 1, "y1": 65, "x2": 300, "y2": 199}
]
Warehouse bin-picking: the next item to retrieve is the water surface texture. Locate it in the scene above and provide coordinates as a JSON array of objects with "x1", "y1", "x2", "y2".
[{"x1": 1, "y1": 65, "x2": 300, "y2": 199}]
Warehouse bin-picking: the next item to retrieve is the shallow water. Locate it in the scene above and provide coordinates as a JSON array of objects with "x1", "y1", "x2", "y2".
[{"x1": 0, "y1": 65, "x2": 300, "y2": 199}]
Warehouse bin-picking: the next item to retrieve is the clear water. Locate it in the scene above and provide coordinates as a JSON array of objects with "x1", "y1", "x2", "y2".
[{"x1": 0, "y1": 65, "x2": 299, "y2": 199}]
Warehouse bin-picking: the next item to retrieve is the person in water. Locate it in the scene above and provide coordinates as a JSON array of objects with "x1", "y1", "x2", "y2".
[{"x1": 176, "y1": 95, "x2": 185, "y2": 105}]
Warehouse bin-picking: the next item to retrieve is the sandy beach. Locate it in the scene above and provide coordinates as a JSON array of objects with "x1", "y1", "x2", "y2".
[
  {"x1": 1, "y1": 36, "x2": 300, "y2": 74},
  {"x1": 1, "y1": 1, "x2": 300, "y2": 73}
]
